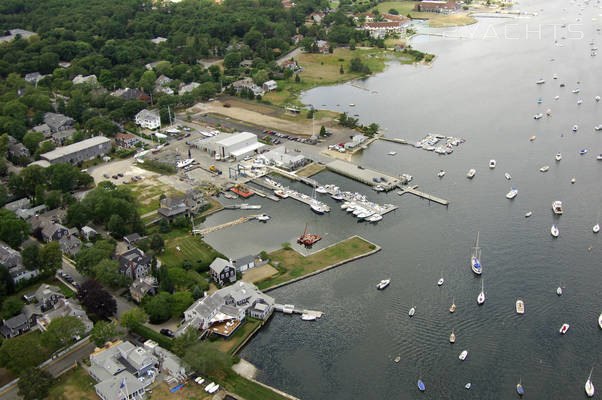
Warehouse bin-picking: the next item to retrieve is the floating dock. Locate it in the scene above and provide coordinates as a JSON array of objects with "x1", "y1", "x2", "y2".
[
  {"x1": 193, "y1": 215, "x2": 265, "y2": 235},
  {"x1": 397, "y1": 185, "x2": 450, "y2": 206},
  {"x1": 274, "y1": 304, "x2": 324, "y2": 319},
  {"x1": 378, "y1": 137, "x2": 408, "y2": 145},
  {"x1": 253, "y1": 178, "x2": 330, "y2": 212},
  {"x1": 325, "y1": 159, "x2": 400, "y2": 189}
]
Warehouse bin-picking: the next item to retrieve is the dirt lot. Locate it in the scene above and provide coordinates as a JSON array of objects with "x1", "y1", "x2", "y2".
[
  {"x1": 241, "y1": 264, "x2": 278, "y2": 284},
  {"x1": 88, "y1": 159, "x2": 157, "y2": 185},
  {"x1": 189, "y1": 100, "x2": 330, "y2": 136}
]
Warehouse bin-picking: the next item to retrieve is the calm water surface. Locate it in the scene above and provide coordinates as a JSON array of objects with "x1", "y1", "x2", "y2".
[{"x1": 206, "y1": 0, "x2": 602, "y2": 398}]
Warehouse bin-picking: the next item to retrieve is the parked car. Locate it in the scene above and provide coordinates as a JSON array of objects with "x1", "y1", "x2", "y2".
[
  {"x1": 357, "y1": 165, "x2": 365, "y2": 170},
  {"x1": 160, "y1": 329, "x2": 174, "y2": 338},
  {"x1": 103, "y1": 174, "x2": 109, "y2": 179},
  {"x1": 223, "y1": 103, "x2": 231, "y2": 108},
  {"x1": 117, "y1": 173, "x2": 124, "y2": 177},
  {"x1": 112, "y1": 175, "x2": 118, "y2": 179}
]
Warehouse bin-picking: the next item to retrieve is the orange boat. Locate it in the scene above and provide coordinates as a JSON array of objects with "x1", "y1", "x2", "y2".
[
  {"x1": 231, "y1": 184, "x2": 254, "y2": 198},
  {"x1": 297, "y1": 223, "x2": 321, "y2": 246}
]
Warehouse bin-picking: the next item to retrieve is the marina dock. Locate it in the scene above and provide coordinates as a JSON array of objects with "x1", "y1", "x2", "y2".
[
  {"x1": 274, "y1": 304, "x2": 324, "y2": 319},
  {"x1": 194, "y1": 216, "x2": 261, "y2": 235},
  {"x1": 378, "y1": 136, "x2": 409, "y2": 145},
  {"x1": 325, "y1": 159, "x2": 400, "y2": 189},
  {"x1": 397, "y1": 185, "x2": 450, "y2": 206}
]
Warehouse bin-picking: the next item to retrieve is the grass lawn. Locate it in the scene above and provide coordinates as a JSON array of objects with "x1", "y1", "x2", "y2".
[
  {"x1": 257, "y1": 236, "x2": 376, "y2": 290},
  {"x1": 129, "y1": 179, "x2": 184, "y2": 216},
  {"x1": 149, "y1": 381, "x2": 212, "y2": 400},
  {"x1": 223, "y1": 374, "x2": 291, "y2": 400},
  {"x1": 296, "y1": 163, "x2": 326, "y2": 177},
  {"x1": 47, "y1": 366, "x2": 97, "y2": 400},
  {"x1": 158, "y1": 234, "x2": 222, "y2": 268},
  {"x1": 372, "y1": 1, "x2": 477, "y2": 26},
  {"x1": 215, "y1": 319, "x2": 262, "y2": 355}
]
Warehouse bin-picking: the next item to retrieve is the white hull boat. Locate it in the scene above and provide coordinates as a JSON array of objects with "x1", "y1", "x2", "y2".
[
  {"x1": 585, "y1": 368, "x2": 595, "y2": 397},
  {"x1": 552, "y1": 201, "x2": 563, "y2": 215},
  {"x1": 573, "y1": 125, "x2": 579, "y2": 132},
  {"x1": 471, "y1": 232, "x2": 482, "y2": 275},
  {"x1": 555, "y1": 153, "x2": 562, "y2": 161},
  {"x1": 315, "y1": 186, "x2": 328, "y2": 194},
  {"x1": 598, "y1": 314, "x2": 602, "y2": 329},
  {"x1": 366, "y1": 214, "x2": 383, "y2": 222},
  {"x1": 256, "y1": 214, "x2": 270, "y2": 221},
  {"x1": 559, "y1": 323, "x2": 570, "y2": 334},
  {"x1": 331, "y1": 193, "x2": 344, "y2": 201},
  {"x1": 301, "y1": 314, "x2": 317, "y2": 321},
  {"x1": 388, "y1": 151, "x2": 397, "y2": 156},
  {"x1": 450, "y1": 330, "x2": 456, "y2": 343},
  {"x1": 450, "y1": 298, "x2": 456, "y2": 313},
  {"x1": 459, "y1": 350, "x2": 468, "y2": 361},
  {"x1": 505, "y1": 172, "x2": 512, "y2": 180},
  {"x1": 437, "y1": 277, "x2": 444, "y2": 286},
  {"x1": 467, "y1": 168, "x2": 476, "y2": 179},
  {"x1": 593, "y1": 224, "x2": 600, "y2": 233},
  {"x1": 437, "y1": 170, "x2": 446, "y2": 178},
  {"x1": 376, "y1": 279, "x2": 390, "y2": 290},
  {"x1": 409, "y1": 306, "x2": 415, "y2": 317},
  {"x1": 525, "y1": 211, "x2": 533, "y2": 218},
  {"x1": 516, "y1": 299, "x2": 525, "y2": 314},
  {"x1": 557, "y1": 286, "x2": 563, "y2": 296},
  {"x1": 551, "y1": 224, "x2": 559, "y2": 237},
  {"x1": 540, "y1": 165, "x2": 550, "y2": 172},
  {"x1": 506, "y1": 188, "x2": 518, "y2": 199},
  {"x1": 489, "y1": 160, "x2": 496, "y2": 169},
  {"x1": 477, "y1": 281, "x2": 486, "y2": 305}
]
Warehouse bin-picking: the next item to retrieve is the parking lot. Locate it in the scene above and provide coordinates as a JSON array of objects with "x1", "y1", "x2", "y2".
[{"x1": 88, "y1": 158, "x2": 157, "y2": 185}]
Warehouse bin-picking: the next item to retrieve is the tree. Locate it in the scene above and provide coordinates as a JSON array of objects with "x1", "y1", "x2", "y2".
[
  {"x1": 66, "y1": 202, "x2": 89, "y2": 228},
  {"x1": 183, "y1": 341, "x2": 233, "y2": 377},
  {"x1": 41, "y1": 316, "x2": 86, "y2": 350},
  {"x1": 108, "y1": 214, "x2": 126, "y2": 238},
  {"x1": 77, "y1": 280, "x2": 117, "y2": 319},
  {"x1": 90, "y1": 320, "x2": 119, "y2": 347},
  {"x1": 38, "y1": 241, "x2": 62, "y2": 276},
  {"x1": 150, "y1": 234, "x2": 164, "y2": 252},
  {"x1": 320, "y1": 125, "x2": 327, "y2": 137},
  {"x1": 1, "y1": 297, "x2": 24, "y2": 319},
  {"x1": 20, "y1": 165, "x2": 46, "y2": 198},
  {"x1": 339, "y1": 64, "x2": 344, "y2": 74},
  {"x1": 45, "y1": 190, "x2": 62, "y2": 210},
  {"x1": 144, "y1": 292, "x2": 172, "y2": 324},
  {"x1": 138, "y1": 70, "x2": 156, "y2": 93},
  {"x1": 170, "y1": 291, "x2": 194, "y2": 318},
  {"x1": 17, "y1": 368, "x2": 54, "y2": 400},
  {"x1": 223, "y1": 52, "x2": 242, "y2": 69},
  {"x1": 158, "y1": 218, "x2": 171, "y2": 234},
  {"x1": 0, "y1": 209, "x2": 29, "y2": 248},
  {"x1": 0, "y1": 334, "x2": 48, "y2": 372},
  {"x1": 92, "y1": 259, "x2": 121, "y2": 287},
  {"x1": 120, "y1": 307, "x2": 148, "y2": 329},
  {"x1": 252, "y1": 70, "x2": 269, "y2": 86},
  {"x1": 172, "y1": 326, "x2": 199, "y2": 357},
  {"x1": 75, "y1": 240, "x2": 115, "y2": 276},
  {"x1": 388, "y1": 8, "x2": 399, "y2": 14},
  {"x1": 22, "y1": 131, "x2": 44, "y2": 154},
  {"x1": 21, "y1": 244, "x2": 39, "y2": 271},
  {"x1": 283, "y1": 68, "x2": 293, "y2": 80}
]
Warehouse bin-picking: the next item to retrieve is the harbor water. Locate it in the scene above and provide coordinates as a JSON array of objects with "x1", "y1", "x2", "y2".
[{"x1": 203, "y1": 0, "x2": 602, "y2": 398}]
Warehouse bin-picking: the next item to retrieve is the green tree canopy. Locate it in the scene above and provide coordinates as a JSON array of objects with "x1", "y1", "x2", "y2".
[
  {"x1": 41, "y1": 315, "x2": 86, "y2": 350},
  {"x1": 90, "y1": 320, "x2": 120, "y2": 347},
  {"x1": 120, "y1": 307, "x2": 148, "y2": 329},
  {"x1": 17, "y1": 367, "x2": 54, "y2": 400}
]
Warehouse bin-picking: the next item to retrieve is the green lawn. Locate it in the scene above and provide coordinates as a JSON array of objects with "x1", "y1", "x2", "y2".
[
  {"x1": 372, "y1": 1, "x2": 477, "y2": 26},
  {"x1": 158, "y1": 234, "x2": 223, "y2": 268},
  {"x1": 129, "y1": 180, "x2": 184, "y2": 216},
  {"x1": 223, "y1": 374, "x2": 291, "y2": 400},
  {"x1": 47, "y1": 366, "x2": 97, "y2": 400},
  {"x1": 216, "y1": 318, "x2": 261, "y2": 355},
  {"x1": 257, "y1": 236, "x2": 377, "y2": 290}
]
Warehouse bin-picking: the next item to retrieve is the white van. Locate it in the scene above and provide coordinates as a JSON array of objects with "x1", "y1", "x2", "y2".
[{"x1": 215, "y1": 154, "x2": 221, "y2": 161}]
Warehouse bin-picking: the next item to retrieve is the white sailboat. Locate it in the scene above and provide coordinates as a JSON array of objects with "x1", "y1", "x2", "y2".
[
  {"x1": 449, "y1": 297, "x2": 456, "y2": 313},
  {"x1": 477, "y1": 280, "x2": 486, "y2": 305},
  {"x1": 557, "y1": 285, "x2": 563, "y2": 296},
  {"x1": 598, "y1": 313, "x2": 602, "y2": 329},
  {"x1": 505, "y1": 172, "x2": 512, "y2": 180},
  {"x1": 516, "y1": 299, "x2": 525, "y2": 314},
  {"x1": 551, "y1": 224, "x2": 559, "y2": 237},
  {"x1": 467, "y1": 168, "x2": 476, "y2": 179},
  {"x1": 450, "y1": 329, "x2": 456, "y2": 343},
  {"x1": 437, "y1": 272, "x2": 444, "y2": 286},
  {"x1": 585, "y1": 368, "x2": 595, "y2": 397},
  {"x1": 471, "y1": 232, "x2": 482, "y2": 275},
  {"x1": 408, "y1": 305, "x2": 416, "y2": 317}
]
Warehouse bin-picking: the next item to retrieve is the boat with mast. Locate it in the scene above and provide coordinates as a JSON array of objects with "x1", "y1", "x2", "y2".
[
  {"x1": 449, "y1": 297, "x2": 456, "y2": 313},
  {"x1": 585, "y1": 368, "x2": 595, "y2": 397},
  {"x1": 517, "y1": 377, "x2": 525, "y2": 396},
  {"x1": 471, "y1": 232, "x2": 482, "y2": 275},
  {"x1": 297, "y1": 223, "x2": 321, "y2": 247},
  {"x1": 450, "y1": 329, "x2": 456, "y2": 343},
  {"x1": 477, "y1": 280, "x2": 485, "y2": 305},
  {"x1": 516, "y1": 299, "x2": 525, "y2": 314},
  {"x1": 551, "y1": 224, "x2": 559, "y2": 237}
]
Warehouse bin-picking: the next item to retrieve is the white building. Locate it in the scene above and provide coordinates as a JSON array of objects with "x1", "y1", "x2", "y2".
[
  {"x1": 263, "y1": 80, "x2": 278, "y2": 92},
  {"x1": 199, "y1": 132, "x2": 264, "y2": 160},
  {"x1": 260, "y1": 146, "x2": 306, "y2": 170},
  {"x1": 72, "y1": 74, "x2": 97, "y2": 85},
  {"x1": 134, "y1": 109, "x2": 161, "y2": 130}
]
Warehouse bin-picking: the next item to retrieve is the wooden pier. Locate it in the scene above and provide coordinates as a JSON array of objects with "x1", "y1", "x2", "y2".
[
  {"x1": 397, "y1": 185, "x2": 450, "y2": 206},
  {"x1": 378, "y1": 136, "x2": 408, "y2": 145},
  {"x1": 194, "y1": 216, "x2": 251, "y2": 235},
  {"x1": 274, "y1": 304, "x2": 324, "y2": 319}
]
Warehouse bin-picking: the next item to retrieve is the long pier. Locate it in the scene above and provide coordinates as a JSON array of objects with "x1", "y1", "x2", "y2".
[
  {"x1": 378, "y1": 137, "x2": 409, "y2": 145},
  {"x1": 325, "y1": 159, "x2": 400, "y2": 189},
  {"x1": 194, "y1": 216, "x2": 251, "y2": 235},
  {"x1": 397, "y1": 185, "x2": 450, "y2": 206},
  {"x1": 274, "y1": 304, "x2": 324, "y2": 319}
]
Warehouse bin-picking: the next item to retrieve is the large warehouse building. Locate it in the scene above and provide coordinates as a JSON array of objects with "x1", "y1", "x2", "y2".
[
  {"x1": 40, "y1": 136, "x2": 112, "y2": 165},
  {"x1": 198, "y1": 132, "x2": 264, "y2": 160}
]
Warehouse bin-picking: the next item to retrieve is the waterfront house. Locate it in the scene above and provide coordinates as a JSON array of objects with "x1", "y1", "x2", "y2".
[
  {"x1": 177, "y1": 281, "x2": 274, "y2": 336},
  {"x1": 414, "y1": 0, "x2": 457, "y2": 13},
  {"x1": 115, "y1": 132, "x2": 140, "y2": 149},
  {"x1": 209, "y1": 258, "x2": 237, "y2": 285},
  {"x1": 134, "y1": 109, "x2": 161, "y2": 130},
  {"x1": 118, "y1": 248, "x2": 152, "y2": 280},
  {"x1": 360, "y1": 21, "x2": 409, "y2": 39},
  {"x1": 263, "y1": 80, "x2": 278, "y2": 92},
  {"x1": 157, "y1": 189, "x2": 207, "y2": 221}
]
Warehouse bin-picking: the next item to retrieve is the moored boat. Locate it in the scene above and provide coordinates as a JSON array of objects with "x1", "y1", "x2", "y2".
[
  {"x1": 471, "y1": 232, "x2": 482, "y2": 275},
  {"x1": 594, "y1": 224, "x2": 600, "y2": 233},
  {"x1": 409, "y1": 306, "x2": 416, "y2": 317},
  {"x1": 517, "y1": 378, "x2": 525, "y2": 396},
  {"x1": 477, "y1": 280, "x2": 485, "y2": 305},
  {"x1": 559, "y1": 323, "x2": 570, "y2": 334},
  {"x1": 450, "y1": 298, "x2": 456, "y2": 313},
  {"x1": 551, "y1": 224, "x2": 559, "y2": 237},
  {"x1": 540, "y1": 165, "x2": 550, "y2": 172},
  {"x1": 274, "y1": 189, "x2": 289, "y2": 199},
  {"x1": 506, "y1": 188, "x2": 518, "y2": 199},
  {"x1": 534, "y1": 113, "x2": 543, "y2": 119},
  {"x1": 315, "y1": 186, "x2": 328, "y2": 194},
  {"x1": 536, "y1": 78, "x2": 545, "y2": 84},
  {"x1": 555, "y1": 152, "x2": 562, "y2": 161},
  {"x1": 598, "y1": 313, "x2": 602, "y2": 329},
  {"x1": 573, "y1": 124, "x2": 579, "y2": 131},
  {"x1": 465, "y1": 383, "x2": 472, "y2": 390},
  {"x1": 580, "y1": 149, "x2": 588, "y2": 155},
  {"x1": 376, "y1": 279, "x2": 390, "y2": 290},
  {"x1": 557, "y1": 286, "x2": 563, "y2": 296},
  {"x1": 256, "y1": 213, "x2": 270, "y2": 221},
  {"x1": 530, "y1": 135, "x2": 536, "y2": 141},
  {"x1": 489, "y1": 159, "x2": 496, "y2": 169},
  {"x1": 450, "y1": 330, "x2": 456, "y2": 343},
  {"x1": 585, "y1": 368, "x2": 595, "y2": 397},
  {"x1": 459, "y1": 350, "x2": 468, "y2": 361},
  {"x1": 388, "y1": 151, "x2": 397, "y2": 156},
  {"x1": 552, "y1": 200, "x2": 563, "y2": 215},
  {"x1": 505, "y1": 172, "x2": 512, "y2": 180},
  {"x1": 467, "y1": 168, "x2": 476, "y2": 179},
  {"x1": 525, "y1": 211, "x2": 533, "y2": 218},
  {"x1": 417, "y1": 380, "x2": 425, "y2": 392},
  {"x1": 516, "y1": 299, "x2": 525, "y2": 314},
  {"x1": 437, "y1": 170, "x2": 446, "y2": 178}
]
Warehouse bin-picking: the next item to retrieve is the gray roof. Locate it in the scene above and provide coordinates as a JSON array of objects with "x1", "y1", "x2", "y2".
[
  {"x1": 233, "y1": 254, "x2": 256, "y2": 266},
  {"x1": 44, "y1": 112, "x2": 74, "y2": 132},
  {"x1": 16, "y1": 204, "x2": 47, "y2": 220},
  {"x1": 0, "y1": 242, "x2": 22, "y2": 269},
  {"x1": 209, "y1": 258, "x2": 233, "y2": 274},
  {"x1": 94, "y1": 372, "x2": 145, "y2": 399},
  {"x1": 41, "y1": 222, "x2": 68, "y2": 240},
  {"x1": 2, "y1": 313, "x2": 28, "y2": 329},
  {"x1": 59, "y1": 235, "x2": 82, "y2": 255},
  {"x1": 123, "y1": 233, "x2": 141, "y2": 243},
  {"x1": 3, "y1": 198, "x2": 31, "y2": 212},
  {"x1": 40, "y1": 136, "x2": 111, "y2": 162}
]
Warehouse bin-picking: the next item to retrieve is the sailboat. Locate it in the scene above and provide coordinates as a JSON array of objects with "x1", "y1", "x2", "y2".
[
  {"x1": 517, "y1": 377, "x2": 525, "y2": 396},
  {"x1": 417, "y1": 379, "x2": 425, "y2": 392},
  {"x1": 409, "y1": 305, "x2": 416, "y2": 317},
  {"x1": 557, "y1": 285, "x2": 563, "y2": 296},
  {"x1": 437, "y1": 273, "x2": 444, "y2": 286},
  {"x1": 594, "y1": 210, "x2": 600, "y2": 233},
  {"x1": 477, "y1": 280, "x2": 485, "y2": 305},
  {"x1": 516, "y1": 299, "x2": 525, "y2": 314},
  {"x1": 450, "y1": 329, "x2": 456, "y2": 343},
  {"x1": 449, "y1": 297, "x2": 456, "y2": 313},
  {"x1": 599, "y1": 313, "x2": 602, "y2": 329},
  {"x1": 551, "y1": 224, "x2": 559, "y2": 237},
  {"x1": 585, "y1": 368, "x2": 595, "y2": 397},
  {"x1": 471, "y1": 232, "x2": 482, "y2": 275}
]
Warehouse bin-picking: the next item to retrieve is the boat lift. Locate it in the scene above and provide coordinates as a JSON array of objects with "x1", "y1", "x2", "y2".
[{"x1": 228, "y1": 164, "x2": 247, "y2": 180}]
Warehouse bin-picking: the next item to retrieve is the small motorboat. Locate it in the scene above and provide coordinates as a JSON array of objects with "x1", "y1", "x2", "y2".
[
  {"x1": 557, "y1": 286, "x2": 563, "y2": 296},
  {"x1": 529, "y1": 135, "x2": 536, "y2": 141},
  {"x1": 349, "y1": 103, "x2": 355, "y2": 107},
  {"x1": 594, "y1": 224, "x2": 600, "y2": 233},
  {"x1": 595, "y1": 126, "x2": 602, "y2": 131},
  {"x1": 555, "y1": 152, "x2": 562, "y2": 161},
  {"x1": 596, "y1": 95, "x2": 601, "y2": 102},
  {"x1": 489, "y1": 159, "x2": 496, "y2": 169},
  {"x1": 516, "y1": 299, "x2": 525, "y2": 314},
  {"x1": 551, "y1": 224, "x2": 559, "y2": 237},
  {"x1": 376, "y1": 279, "x2": 390, "y2": 290},
  {"x1": 394, "y1": 356, "x2": 401, "y2": 363},
  {"x1": 598, "y1": 154, "x2": 602, "y2": 160},
  {"x1": 417, "y1": 379, "x2": 425, "y2": 392},
  {"x1": 256, "y1": 214, "x2": 271, "y2": 221},
  {"x1": 315, "y1": 186, "x2": 328, "y2": 194},
  {"x1": 559, "y1": 323, "x2": 570, "y2": 334},
  {"x1": 467, "y1": 168, "x2": 476, "y2": 179},
  {"x1": 580, "y1": 149, "x2": 588, "y2": 155},
  {"x1": 536, "y1": 79, "x2": 545, "y2": 84},
  {"x1": 540, "y1": 165, "x2": 550, "y2": 172},
  {"x1": 598, "y1": 313, "x2": 602, "y2": 329},
  {"x1": 525, "y1": 211, "x2": 533, "y2": 218},
  {"x1": 571, "y1": 177, "x2": 576, "y2": 184},
  {"x1": 577, "y1": 99, "x2": 583, "y2": 105},
  {"x1": 560, "y1": 83, "x2": 566, "y2": 87},
  {"x1": 465, "y1": 383, "x2": 472, "y2": 390},
  {"x1": 505, "y1": 172, "x2": 512, "y2": 180},
  {"x1": 573, "y1": 88, "x2": 580, "y2": 93},
  {"x1": 388, "y1": 151, "x2": 397, "y2": 156},
  {"x1": 459, "y1": 350, "x2": 468, "y2": 361},
  {"x1": 301, "y1": 314, "x2": 316, "y2": 321},
  {"x1": 585, "y1": 368, "x2": 595, "y2": 397},
  {"x1": 573, "y1": 124, "x2": 579, "y2": 132},
  {"x1": 534, "y1": 113, "x2": 543, "y2": 119},
  {"x1": 450, "y1": 330, "x2": 456, "y2": 343},
  {"x1": 517, "y1": 378, "x2": 525, "y2": 396},
  {"x1": 450, "y1": 298, "x2": 456, "y2": 313},
  {"x1": 331, "y1": 192, "x2": 344, "y2": 201},
  {"x1": 537, "y1": 98, "x2": 542, "y2": 104},
  {"x1": 437, "y1": 170, "x2": 446, "y2": 178},
  {"x1": 437, "y1": 276, "x2": 444, "y2": 286},
  {"x1": 554, "y1": 95, "x2": 560, "y2": 100},
  {"x1": 506, "y1": 188, "x2": 518, "y2": 199},
  {"x1": 552, "y1": 200, "x2": 563, "y2": 215},
  {"x1": 477, "y1": 280, "x2": 485, "y2": 305},
  {"x1": 409, "y1": 306, "x2": 416, "y2": 317}
]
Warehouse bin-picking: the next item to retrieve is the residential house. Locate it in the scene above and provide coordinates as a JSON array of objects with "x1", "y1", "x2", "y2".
[
  {"x1": 35, "y1": 284, "x2": 65, "y2": 312},
  {"x1": 2, "y1": 198, "x2": 30, "y2": 212},
  {"x1": 118, "y1": 248, "x2": 152, "y2": 280},
  {"x1": 0, "y1": 29, "x2": 36, "y2": 43},
  {"x1": 24, "y1": 72, "x2": 46, "y2": 85},
  {"x1": 59, "y1": 234, "x2": 82, "y2": 256},
  {"x1": 111, "y1": 88, "x2": 152, "y2": 104},
  {"x1": 6, "y1": 135, "x2": 30, "y2": 160},
  {"x1": 43, "y1": 112, "x2": 75, "y2": 134},
  {"x1": 316, "y1": 40, "x2": 329, "y2": 54},
  {"x1": 232, "y1": 254, "x2": 264, "y2": 272},
  {"x1": 0, "y1": 314, "x2": 30, "y2": 338},
  {"x1": 32, "y1": 123, "x2": 52, "y2": 138},
  {"x1": 134, "y1": 109, "x2": 161, "y2": 130},
  {"x1": 81, "y1": 226, "x2": 98, "y2": 241},
  {"x1": 89, "y1": 340, "x2": 158, "y2": 400},
  {"x1": 414, "y1": 0, "x2": 457, "y2": 13},
  {"x1": 155, "y1": 75, "x2": 172, "y2": 87},
  {"x1": 179, "y1": 82, "x2": 200, "y2": 94},
  {"x1": 281, "y1": 0, "x2": 295, "y2": 8},
  {"x1": 114, "y1": 132, "x2": 140, "y2": 149},
  {"x1": 292, "y1": 34, "x2": 304, "y2": 44},
  {"x1": 157, "y1": 189, "x2": 207, "y2": 220},
  {"x1": 155, "y1": 85, "x2": 174, "y2": 95},
  {"x1": 353, "y1": 12, "x2": 376, "y2": 22},
  {"x1": 231, "y1": 78, "x2": 265, "y2": 96},
  {"x1": 309, "y1": 12, "x2": 325, "y2": 23},
  {"x1": 361, "y1": 21, "x2": 408, "y2": 39},
  {"x1": 263, "y1": 80, "x2": 278, "y2": 92},
  {"x1": 72, "y1": 74, "x2": 97, "y2": 85},
  {"x1": 15, "y1": 204, "x2": 48, "y2": 220},
  {"x1": 177, "y1": 281, "x2": 274, "y2": 336},
  {"x1": 9, "y1": 266, "x2": 39, "y2": 284},
  {"x1": 151, "y1": 345, "x2": 187, "y2": 379},
  {"x1": 37, "y1": 298, "x2": 93, "y2": 332},
  {"x1": 150, "y1": 37, "x2": 167, "y2": 44},
  {"x1": 0, "y1": 241, "x2": 22, "y2": 269},
  {"x1": 123, "y1": 233, "x2": 142, "y2": 245},
  {"x1": 145, "y1": 60, "x2": 165, "y2": 70},
  {"x1": 130, "y1": 276, "x2": 158, "y2": 303},
  {"x1": 209, "y1": 258, "x2": 237, "y2": 286},
  {"x1": 281, "y1": 59, "x2": 300, "y2": 71},
  {"x1": 41, "y1": 222, "x2": 69, "y2": 242}
]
